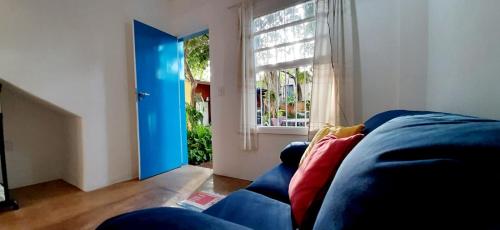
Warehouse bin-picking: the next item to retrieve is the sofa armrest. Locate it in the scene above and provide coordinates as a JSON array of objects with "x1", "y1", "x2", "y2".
[
  {"x1": 97, "y1": 207, "x2": 251, "y2": 230},
  {"x1": 280, "y1": 141, "x2": 309, "y2": 168}
]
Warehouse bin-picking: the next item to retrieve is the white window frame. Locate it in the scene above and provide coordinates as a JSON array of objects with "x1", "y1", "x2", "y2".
[
  {"x1": 253, "y1": 1, "x2": 315, "y2": 135},
  {"x1": 252, "y1": 0, "x2": 315, "y2": 136},
  {"x1": 257, "y1": 126, "x2": 309, "y2": 135}
]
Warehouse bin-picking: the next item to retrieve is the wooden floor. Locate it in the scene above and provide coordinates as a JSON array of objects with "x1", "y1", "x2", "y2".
[{"x1": 0, "y1": 165, "x2": 251, "y2": 230}]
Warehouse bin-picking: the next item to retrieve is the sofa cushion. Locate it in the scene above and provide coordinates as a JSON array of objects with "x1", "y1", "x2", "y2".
[
  {"x1": 246, "y1": 163, "x2": 296, "y2": 203},
  {"x1": 280, "y1": 141, "x2": 309, "y2": 167},
  {"x1": 97, "y1": 207, "x2": 251, "y2": 230},
  {"x1": 203, "y1": 189, "x2": 293, "y2": 230},
  {"x1": 289, "y1": 134, "x2": 364, "y2": 227},
  {"x1": 314, "y1": 113, "x2": 500, "y2": 230}
]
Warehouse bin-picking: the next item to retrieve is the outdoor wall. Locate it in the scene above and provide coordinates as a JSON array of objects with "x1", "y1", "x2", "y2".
[
  {"x1": 185, "y1": 81, "x2": 193, "y2": 105},
  {"x1": 0, "y1": 0, "x2": 172, "y2": 191},
  {"x1": 426, "y1": 0, "x2": 500, "y2": 119}
]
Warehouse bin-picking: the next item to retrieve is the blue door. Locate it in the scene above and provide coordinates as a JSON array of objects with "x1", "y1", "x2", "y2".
[{"x1": 133, "y1": 20, "x2": 187, "y2": 180}]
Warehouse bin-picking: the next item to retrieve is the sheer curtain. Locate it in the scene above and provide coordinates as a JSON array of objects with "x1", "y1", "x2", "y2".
[
  {"x1": 239, "y1": 0, "x2": 257, "y2": 151},
  {"x1": 309, "y1": 0, "x2": 355, "y2": 134}
]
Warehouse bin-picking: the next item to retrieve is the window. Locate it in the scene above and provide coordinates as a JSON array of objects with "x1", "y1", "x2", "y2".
[{"x1": 254, "y1": 1, "x2": 315, "y2": 128}]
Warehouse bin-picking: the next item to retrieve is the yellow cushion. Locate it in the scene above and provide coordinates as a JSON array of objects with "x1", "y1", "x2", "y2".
[
  {"x1": 299, "y1": 124, "x2": 365, "y2": 166},
  {"x1": 334, "y1": 124, "x2": 365, "y2": 138}
]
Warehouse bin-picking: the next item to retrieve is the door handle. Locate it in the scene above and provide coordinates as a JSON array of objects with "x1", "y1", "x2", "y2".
[{"x1": 137, "y1": 91, "x2": 151, "y2": 101}]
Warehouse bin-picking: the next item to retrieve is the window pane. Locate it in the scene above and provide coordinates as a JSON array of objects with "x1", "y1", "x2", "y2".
[
  {"x1": 254, "y1": 34, "x2": 264, "y2": 49},
  {"x1": 269, "y1": 49, "x2": 277, "y2": 65},
  {"x1": 276, "y1": 46, "x2": 288, "y2": 63},
  {"x1": 254, "y1": 10, "x2": 284, "y2": 33},
  {"x1": 255, "y1": 48, "x2": 278, "y2": 66},
  {"x1": 274, "y1": 10, "x2": 285, "y2": 27},
  {"x1": 253, "y1": 1, "x2": 315, "y2": 127},
  {"x1": 288, "y1": 43, "x2": 305, "y2": 62},
  {"x1": 255, "y1": 21, "x2": 314, "y2": 49},
  {"x1": 254, "y1": 1, "x2": 314, "y2": 33},
  {"x1": 256, "y1": 40, "x2": 314, "y2": 67},
  {"x1": 304, "y1": 21, "x2": 315, "y2": 39},
  {"x1": 256, "y1": 65, "x2": 312, "y2": 127},
  {"x1": 283, "y1": 22, "x2": 301, "y2": 43},
  {"x1": 304, "y1": 40, "x2": 314, "y2": 58},
  {"x1": 254, "y1": 32, "x2": 271, "y2": 50},
  {"x1": 284, "y1": 2, "x2": 315, "y2": 24},
  {"x1": 283, "y1": 5, "x2": 297, "y2": 24},
  {"x1": 275, "y1": 29, "x2": 286, "y2": 46},
  {"x1": 303, "y1": 2, "x2": 316, "y2": 19},
  {"x1": 284, "y1": 4, "x2": 302, "y2": 23},
  {"x1": 255, "y1": 51, "x2": 265, "y2": 66},
  {"x1": 253, "y1": 15, "x2": 268, "y2": 33}
]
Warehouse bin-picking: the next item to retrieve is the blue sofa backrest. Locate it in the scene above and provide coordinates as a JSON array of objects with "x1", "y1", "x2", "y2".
[
  {"x1": 363, "y1": 110, "x2": 439, "y2": 134},
  {"x1": 314, "y1": 112, "x2": 500, "y2": 229}
]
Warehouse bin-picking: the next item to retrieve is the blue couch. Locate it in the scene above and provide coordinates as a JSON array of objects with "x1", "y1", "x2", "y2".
[{"x1": 98, "y1": 110, "x2": 500, "y2": 230}]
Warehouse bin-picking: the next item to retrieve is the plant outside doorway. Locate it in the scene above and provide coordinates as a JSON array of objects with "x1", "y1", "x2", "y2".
[{"x1": 184, "y1": 32, "x2": 212, "y2": 168}]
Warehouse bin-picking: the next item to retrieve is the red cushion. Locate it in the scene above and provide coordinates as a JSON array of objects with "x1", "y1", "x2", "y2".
[{"x1": 288, "y1": 134, "x2": 364, "y2": 226}]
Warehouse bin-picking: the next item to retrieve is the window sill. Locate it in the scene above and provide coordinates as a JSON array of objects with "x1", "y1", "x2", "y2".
[{"x1": 257, "y1": 126, "x2": 308, "y2": 136}]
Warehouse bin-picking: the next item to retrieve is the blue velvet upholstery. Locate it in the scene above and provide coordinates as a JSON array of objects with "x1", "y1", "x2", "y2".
[
  {"x1": 246, "y1": 163, "x2": 296, "y2": 203},
  {"x1": 97, "y1": 207, "x2": 250, "y2": 230},
  {"x1": 279, "y1": 141, "x2": 309, "y2": 167},
  {"x1": 314, "y1": 113, "x2": 500, "y2": 230},
  {"x1": 203, "y1": 189, "x2": 293, "y2": 230},
  {"x1": 363, "y1": 110, "x2": 438, "y2": 134}
]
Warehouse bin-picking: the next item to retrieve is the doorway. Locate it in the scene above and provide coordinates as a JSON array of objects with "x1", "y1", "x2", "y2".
[
  {"x1": 133, "y1": 20, "x2": 187, "y2": 180},
  {"x1": 133, "y1": 21, "x2": 212, "y2": 179},
  {"x1": 182, "y1": 31, "x2": 213, "y2": 169}
]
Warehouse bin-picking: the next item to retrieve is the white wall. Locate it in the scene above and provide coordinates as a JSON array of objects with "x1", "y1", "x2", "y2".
[
  {"x1": 355, "y1": 0, "x2": 401, "y2": 120},
  {"x1": 0, "y1": 0, "x2": 172, "y2": 191},
  {"x1": 357, "y1": 0, "x2": 500, "y2": 121},
  {"x1": 355, "y1": 0, "x2": 428, "y2": 121},
  {"x1": 399, "y1": 0, "x2": 428, "y2": 111},
  {"x1": 426, "y1": 0, "x2": 500, "y2": 119},
  {"x1": 1, "y1": 86, "x2": 78, "y2": 188},
  {"x1": 61, "y1": 115, "x2": 84, "y2": 188}
]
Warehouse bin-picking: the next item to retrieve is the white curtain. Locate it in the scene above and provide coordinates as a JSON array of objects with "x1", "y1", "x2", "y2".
[
  {"x1": 239, "y1": 0, "x2": 257, "y2": 151},
  {"x1": 309, "y1": 0, "x2": 355, "y2": 133}
]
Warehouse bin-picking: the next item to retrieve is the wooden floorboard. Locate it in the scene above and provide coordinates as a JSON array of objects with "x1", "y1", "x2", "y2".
[
  {"x1": 0, "y1": 165, "x2": 251, "y2": 230},
  {"x1": 196, "y1": 174, "x2": 253, "y2": 196}
]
